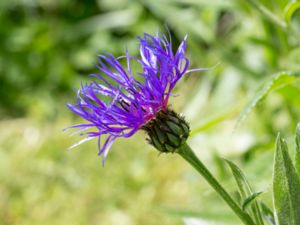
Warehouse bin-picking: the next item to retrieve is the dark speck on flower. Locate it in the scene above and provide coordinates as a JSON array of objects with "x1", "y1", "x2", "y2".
[{"x1": 66, "y1": 32, "x2": 205, "y2": 165}]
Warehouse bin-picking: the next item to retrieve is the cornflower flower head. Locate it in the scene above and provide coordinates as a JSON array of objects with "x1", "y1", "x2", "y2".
[{"x1": 66, "y1": 32, "x2": 204, "y2": 165}]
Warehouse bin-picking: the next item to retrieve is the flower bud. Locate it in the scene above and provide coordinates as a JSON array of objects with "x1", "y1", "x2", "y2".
[{"x1": 142, "y1": 109, "x2": 190, "y2": 153}]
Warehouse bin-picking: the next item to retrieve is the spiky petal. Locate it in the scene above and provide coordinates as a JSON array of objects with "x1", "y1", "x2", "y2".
[{"x1": 66, "y1": 32, "x2": 195, "y2": 164}]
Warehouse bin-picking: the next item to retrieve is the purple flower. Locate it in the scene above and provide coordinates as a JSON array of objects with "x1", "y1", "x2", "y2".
[{"x1": 66, "y1": 32, "x2": 204, "y2": 164}]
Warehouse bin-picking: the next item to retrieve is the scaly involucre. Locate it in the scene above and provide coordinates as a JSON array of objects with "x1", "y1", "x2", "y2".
[{"x1": 67, "y1": 33, "x2": 195, "y2": 164}]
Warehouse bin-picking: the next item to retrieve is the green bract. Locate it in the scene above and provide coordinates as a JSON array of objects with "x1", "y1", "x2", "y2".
[{"x1": 142, "y1": 109, "x2": 190, "y2": 153}]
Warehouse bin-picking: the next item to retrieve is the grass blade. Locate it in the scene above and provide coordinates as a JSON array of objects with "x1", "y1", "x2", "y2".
[
  {"x1": 284, "y1": 1, "x2": 300, "y2": 24},
  {"x1": 260, "y1": 203, "x2": 275, "y2": 225},
  {"x1": 242, "y1": 192, "x2": 263, "y2": 211},
  {"x1": 295, "y1": 124, "x2": 300, "y2": 176},
  {"x1": 236, "y1": 71, "x2": 300, "y2": 129}
]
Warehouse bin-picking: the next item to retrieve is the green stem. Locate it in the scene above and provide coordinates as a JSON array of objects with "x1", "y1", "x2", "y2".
[
  {"x1": 246, "y1": 0, "x2": 300, "y2": 45},
  {"x1": 246, "y1": 0, "x2": 286, "y2": 30},
  {"x1": 177, "y1": 142, "x2": 256, "y2": 225}
]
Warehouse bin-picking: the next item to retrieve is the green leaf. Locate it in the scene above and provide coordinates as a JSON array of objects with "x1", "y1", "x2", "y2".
[
  {"x1": 295, "y1": 124, "x2": 300, "y2": 176},
  {"x1": 260, "y1": 203, "x2": 275, "y2": 225},
  {"x1": 273, "y1": 134, "x2": 300, "y2": 225},
  {"x1": 225, "y1": 160, "x2": 264, "y2": 225},
  {"x1": 242, "y1": 192, "x2": 263, "y2": 211},
  {"x1": 246, "y1": 0, "x2": 287, "y2": 29},
  {"x1": 284, "y1": 1, "x2": 300, "y2": 24},
  {"x1": 190, "y1": 106, "x2": 239, "y2": 136},
  {"x1": 236, "y1": 71, "x2": 300, "y2": 129}
]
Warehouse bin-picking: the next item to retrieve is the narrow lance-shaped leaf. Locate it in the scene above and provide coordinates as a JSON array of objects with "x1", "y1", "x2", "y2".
[
  {"x1": 283, "y1": 1, "x2": 300, "y2": 24},
  {"x1": 260, "y1": 203, "x2": 275, "y2": 225},
  {"x1": 236, "y1": 72, "x2": 300, "y2": 130},
  {"x1": 225, "y1": 160, "x2": 264, "y2": 225},
  {"x1": 190, "y1": 106, "x2": 239, "y2": 137},
  {"x1": 242, "y1": 192, "x2": 263, "y2": 211},
  {"x1": 295, "y1": 124, "x2": 300, "y2": 176},
  {"x1": 273, "y1": 134, "x2": 300, "y2": 225}
]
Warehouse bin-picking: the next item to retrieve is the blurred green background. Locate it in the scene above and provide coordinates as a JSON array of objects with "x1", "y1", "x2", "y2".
[{"x1": 1, "y1": 0, "x2": 300, "y2": 224}]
